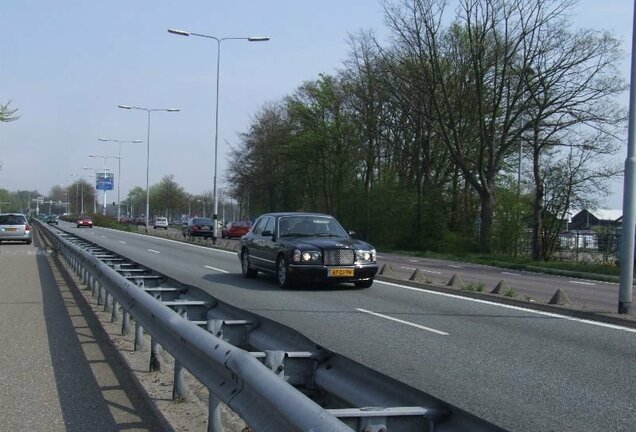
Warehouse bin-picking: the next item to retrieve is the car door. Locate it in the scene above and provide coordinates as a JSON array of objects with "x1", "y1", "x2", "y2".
[
  {"x1": 259, "y1": 216, "x2": 278, "y2": 271},
  {"x1": 245, "y1": 217, "x2": 268, "y2": 270}
]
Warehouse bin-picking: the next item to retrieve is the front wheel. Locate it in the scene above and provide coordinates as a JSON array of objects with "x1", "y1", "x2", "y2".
[
  {"x1": 354, "y1": 279, "x2": 374, "y2": 289},
  {"x1": 277, "y1": 255, "x2": 294, "y2": 289},
  {"x1": 241, "y1": 249, "x2": 257, "y2": 278}
]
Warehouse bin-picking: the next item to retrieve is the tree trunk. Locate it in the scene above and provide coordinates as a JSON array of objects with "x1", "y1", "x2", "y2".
[
  {"x1": 479, "y1": 188, "x2": 494, "y2": 253},
  {"x1": 531, "y1": 146, "x2": 544, "y2": 261}
]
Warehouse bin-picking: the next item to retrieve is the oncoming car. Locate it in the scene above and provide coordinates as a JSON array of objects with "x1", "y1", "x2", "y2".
[
  {"x1": 0, "y1": 213, "x2": 32, "y2": 245},
  {"x1": 77, "y1": 215, "x2": 93, "y2": 228},
  {"x1": 238, "y1": 212, "x2": 378, "y2": 289}
]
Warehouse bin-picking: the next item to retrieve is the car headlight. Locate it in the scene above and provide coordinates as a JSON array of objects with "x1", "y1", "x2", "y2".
[
  {"x1": 356, "y1": 249, "x2": 376, "y2": 263},
  {"x1": 293, "y1": 249, "x2": 321, "y2": 263}
]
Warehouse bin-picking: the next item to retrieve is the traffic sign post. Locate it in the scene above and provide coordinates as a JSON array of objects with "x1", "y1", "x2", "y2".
[{"x1": 96, "y1": 172, "x2": 115, "y2": 215}]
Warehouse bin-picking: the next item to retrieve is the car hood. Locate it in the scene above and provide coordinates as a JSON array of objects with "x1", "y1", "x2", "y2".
[{"x1": 280, "y1": 236, "x2": 374, "y2": 250}]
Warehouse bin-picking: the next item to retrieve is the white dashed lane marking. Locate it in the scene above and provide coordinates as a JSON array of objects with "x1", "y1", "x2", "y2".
[
  {"x1": 205, "y1": 265, "x2": 229, "y2": 274},
  {"x1": 356, "y1": 308, "x2": 449, "y2": 336}
]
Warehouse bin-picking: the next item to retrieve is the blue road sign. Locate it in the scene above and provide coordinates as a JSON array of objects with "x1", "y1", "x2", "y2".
[{"x1": 96, "y1": 172, "x2": 114, "y2": 191}]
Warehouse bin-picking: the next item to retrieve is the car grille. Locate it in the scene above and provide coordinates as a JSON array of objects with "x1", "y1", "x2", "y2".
[{"x1": 324, "y1": 249, "x2": 355, "y2": 266}]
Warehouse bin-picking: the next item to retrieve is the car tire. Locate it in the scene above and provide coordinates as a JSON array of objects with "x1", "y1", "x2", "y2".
[
  {"x1": 354, "y1": 279, "x2": 374, "y2": 289},
  {"x1": 26, "y1": 239, "x2": 32, "y2": 245},
  {"x1": 277, "y1": 255, "x2": 294, "y2": 289},
  {"x1": 77, "y1": 224, "x2": 80, "y2": 228},
  {"x1": 241, "y1": 249, "x2": 257, "y2": 278}
]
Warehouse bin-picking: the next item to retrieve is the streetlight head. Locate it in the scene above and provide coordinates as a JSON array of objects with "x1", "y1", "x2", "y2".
[
  {"x1": 98, "y1": 138, "x2": 110, "y2": 142},
  {"x1": 118, "y1": 105, "x2": 132, "y2": 109},
  {"x1": 132, "y1": 140, "x2": 143, "y2": 143},
  {"x1": 168, "y1": 28, "x2": 191, "y2": 37},
  {"x1": 166, "y1": 108, "x2": 180, "y2": 112},
  {"x1": 248, "y1": 36, "x2": 270, "y2": 42}
]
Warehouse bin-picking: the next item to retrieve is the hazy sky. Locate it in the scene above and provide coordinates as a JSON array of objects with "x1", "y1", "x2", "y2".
[{"x1": 1, "y1": 0, "x2": 633, "y2": 209}]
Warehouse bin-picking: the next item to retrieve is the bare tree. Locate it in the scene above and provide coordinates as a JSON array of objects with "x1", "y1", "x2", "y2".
[
  {"x1": 520, "y1": 18, "x2": 626, "y2": 259},
  {"x1": 381, "y1": 0, "x2": 624, "y2": 254},
  {"x1": 0, "y1": 100, "x2": 19, "y2": 122}
]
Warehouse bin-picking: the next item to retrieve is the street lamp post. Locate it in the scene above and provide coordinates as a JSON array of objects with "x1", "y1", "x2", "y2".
[
  {"x1": 168, "y1": 28, "x2": 269, "y2": 242},
  {"x1": 70, "y1": 174, "x2": 87, "y2": 214},
  {"x1": 118, "y1": 105, "x2": 180, "y2": 232},
  {"x1": 98, "y1": 138, "x2": 143, "y2": 222}
]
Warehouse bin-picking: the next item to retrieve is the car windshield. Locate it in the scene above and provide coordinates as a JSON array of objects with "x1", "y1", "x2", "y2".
[
  {"x1": 0, "y1": 215, "x2": 26, "y2": 225},
  {"x1": 193, "y1": 218, "x2": 213, "y2": 225},
  {"x1": 278, "y1": 216, "x2": 348, "y2": 238}
]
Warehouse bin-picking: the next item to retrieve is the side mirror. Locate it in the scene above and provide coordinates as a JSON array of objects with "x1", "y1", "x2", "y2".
[
  {"x1": 262, "y1": 230, "x2": 273, "y2": 237},
  {"x1": 348, "y1": 230, "x2": 357, "y2": 238}
]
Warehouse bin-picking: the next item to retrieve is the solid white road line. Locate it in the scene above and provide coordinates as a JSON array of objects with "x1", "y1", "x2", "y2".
[
  {"x1": 376, "y1": 280, "x2": 636, "y2": 333},
  {"x1": 356, "y1": 308, "x2": 449, "y2": 336},
  {"x1": 569, "y1": 281, "x2": 596, "y2": 286},
  {"x1": 501, "y1": 271, "x2": 520, "y2": 276},
  {"x1": 401, "y1": 266, "x2": 416, "y2": 270},
  {"x1": 205, "y1": 265, "x2": 229, "y2": 274},
  {"x1": 448, "y1": 264, "x2": 463, "y2": 268},
  {"x1": 147, "y1": 249, "x2": 160, "y2": 254},
  {"x1": 119, "y1": 240, "x2": 127, "y2": 244}
]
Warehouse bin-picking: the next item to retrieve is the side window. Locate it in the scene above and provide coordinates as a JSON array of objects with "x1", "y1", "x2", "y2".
[
  {"x1": 263, "y1": 217, "x2": 275, "y2": 235},
  {"x1": 251, "y1": 217, "x2": 265, "y2": 235}
]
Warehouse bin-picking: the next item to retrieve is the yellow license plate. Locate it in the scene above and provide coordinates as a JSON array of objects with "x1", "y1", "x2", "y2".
[
  {"x1": 329, "y1": 268, "x2": 354, "y2": 277},
  {"x1": 5, "y1": 228, "x2": 18, "y2": 232}
]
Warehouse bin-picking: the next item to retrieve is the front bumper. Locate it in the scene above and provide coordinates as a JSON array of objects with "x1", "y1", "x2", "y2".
[{"x1": 286, "y1": 263, "x2": 378, "y2": 283}]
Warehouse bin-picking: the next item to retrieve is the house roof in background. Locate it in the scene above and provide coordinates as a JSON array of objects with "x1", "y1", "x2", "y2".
[{"x1": 574, "y1": 209, "x2": 623, "y2": 221}]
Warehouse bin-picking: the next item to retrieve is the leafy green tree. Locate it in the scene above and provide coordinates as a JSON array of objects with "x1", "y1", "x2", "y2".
[
  {"x1": 126, "y1": 187, "x2": 146, "y2": 218},
  {"x1": 149, "y1": 175, "x2": 188, "y2": 220}
]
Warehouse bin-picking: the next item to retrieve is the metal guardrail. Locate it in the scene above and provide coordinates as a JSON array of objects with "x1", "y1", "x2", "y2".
[{"x1": 36, "y1": 220, "x2": 507, "y2": 432}]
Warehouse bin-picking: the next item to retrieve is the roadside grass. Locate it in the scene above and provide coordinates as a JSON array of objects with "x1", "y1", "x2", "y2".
[{"x1": 462, "y1": 282, "x2": 485, "y2": 292}]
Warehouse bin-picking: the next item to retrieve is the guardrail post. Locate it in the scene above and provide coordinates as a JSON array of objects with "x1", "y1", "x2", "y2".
[
  {"x1": 92, "y1": 279, "x2": 98, "y2": 299},
  {"x1": 98, "y1": 285, "x2": 105, "y2": 305},
  {"x1": 82, "y1": 265, "x2": 89, "y2": 285},
  {"x1": 122, "y1": 310, "x2": 130, "y2": 335},
  {"x1": 173, "y1": 360, "x2": 188, "y2": 401},
  {"x1": 134, "y1": 322, "x2": 145, "y2": 351},
  {"x1": 149, "y1": 336, "x2": 161, "y2": 371},
  {"x1": 104, "y1": 291, "x2": 111, "y2": 312},
  {"x1": 207, "y1": 393, "x2": 223, "y2": 432},
  {"x1": 111, "y1": 299, "x2": 119, "y2": 322}
]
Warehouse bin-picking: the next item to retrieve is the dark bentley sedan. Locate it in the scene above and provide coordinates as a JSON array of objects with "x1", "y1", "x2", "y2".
[{"x1": 238, "y1": 212, "x2": 378, "y2": 289}]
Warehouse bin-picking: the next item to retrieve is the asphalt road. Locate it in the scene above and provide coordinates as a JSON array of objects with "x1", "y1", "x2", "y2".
[{"x1": 56, "y1": 222, "x2": 636, "y2": 432}]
